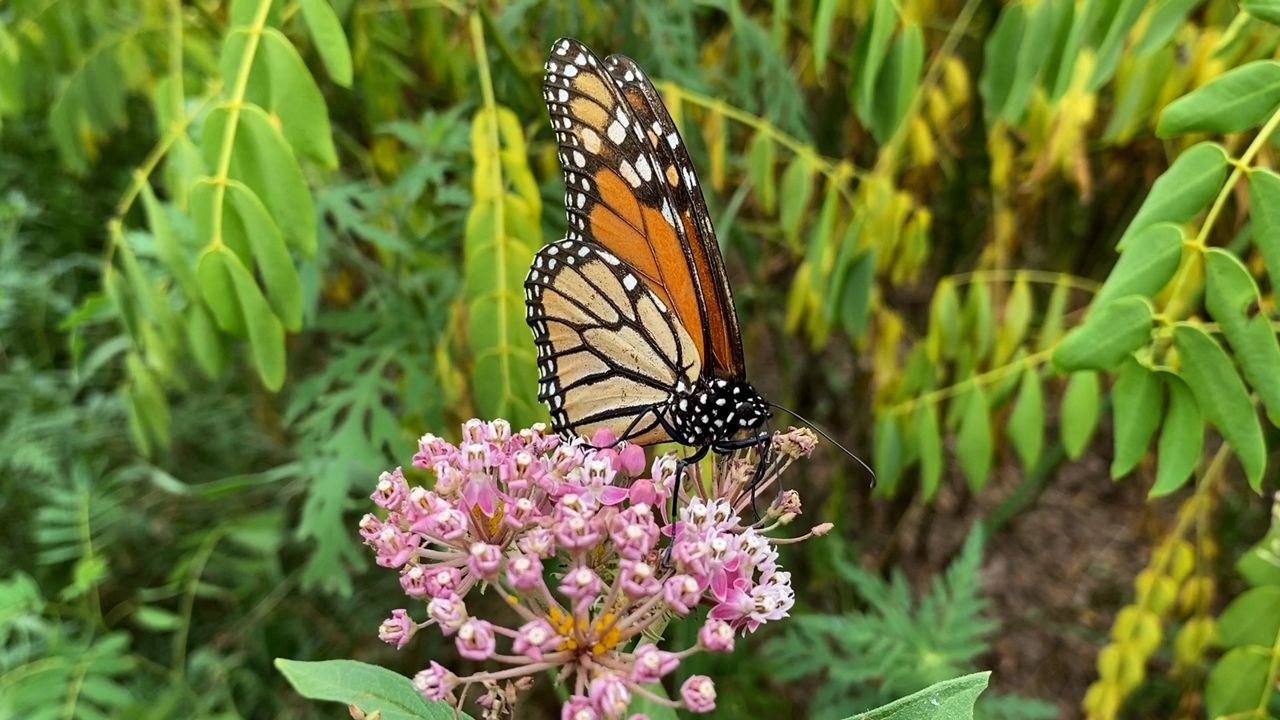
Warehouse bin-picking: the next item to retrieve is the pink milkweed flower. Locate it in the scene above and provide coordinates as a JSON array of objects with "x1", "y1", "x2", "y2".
[
  {"x1": 377, "y1": 609, "x2": 416, "y2": 649},
  {"x1": 681, "y1": 675, "x2": 717, "y2": 713},
  {"x1": 698, "y1": 618, "x2": 735, "y2": 652},
  {"x1": 588, "y1": 673, "x2": 632, "y2": 718},
  {"x1": 631, "y1": 643, "x2": 679, "y2": 683},
  {"x1": 413, "y1": 661, "x2": 455, "y2": 701},
  {"x1": 455, "y1": 618, "x2": 496, "y2": 660},
  {"x1": 362, "y1": 420, "x2": 830, "y2": 720}
]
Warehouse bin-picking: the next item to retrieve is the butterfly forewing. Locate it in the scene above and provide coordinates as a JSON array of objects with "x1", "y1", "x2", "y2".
[
  {"x1": 525, "y1": 238, "x2": 701, "y2": 444},
  {"x1": 603, "y1": 53, "x2": 746, "y2": 380},
  {"x1": 543, "y1": 37, "x2": 716, "y2": 370}
]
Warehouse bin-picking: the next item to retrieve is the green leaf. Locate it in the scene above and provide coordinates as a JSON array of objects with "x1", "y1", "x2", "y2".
[
  {"x1": 1239, "y1": 498, "x2": 1280, "y2": 586},
  {"x1": 1037, "y1": 276, "x2": 1070, "y2": 351},
  {"x1": 928, "y1": 277, "x2": 962, "y2": 361},
  {"x1": 1053, "y1": 295, "x2": 1153, "y2": 372},
  {"x1": 848, "y1": 671, "x2": 991, "y2": 720},
  {"x1": 221, "y1": 247, "x2": 286, "y2": 390},
  {"x1": 1094, "y1": 223, "x2": 1184, "y2": 307},
  {"x1": 1116, "y1": 142, "x2": 1228, "y2": 250},
  {"x1": 201, "y1": 104, "x2": 317, "y2": 257},
  {"x1": 185, "y1": 302, "x2": 226, "y2": 379},
  {"x1": 1007, "y1": 367, "x2": 1044, "y2": 469},
  {"x1": 1158, "y1": 61, "x2": 1280, "y2": 137},
  {"x1": 222, "y1": 180, "x2": 303, "y2": 331},
  {"x1": 836, "y1": 246, "x2": 875, "y2": 339},
  {"x1": 222, "y1": 28, "x2": 338, "y2": 168},
  {"x1": 1218, "y1": 586, "x2": 1280, "y2": 647},
  {"x1": 196, "y1": 247, "x2": 244, "y2": 335},
  {"x1": 963, "y1": 281, "x2": 993, "y2": 364},
  {"x1": 956, "y1": 387, "x2": 993, "y2": 492},
  {"x1": 868, "y1": 23, "x2": 924, "y2": 144},
  {"x1": 275, "y1": 659, "x2": 464, "y2": 720},
  {"x1": 626, "y1": 684, "x2": 680, "y2": 720},
  {"x1": 139, "y1": 183, "x2": 198, "y2": 300},
  {"x1": 747, "y1": 132, "x2": 776, "y2": 215},
  {"x1": 873, "y1": 414, "x2": 905, "y2": 495},
  {"x1": 979, "y1": 3, "x2": 1024, "y2": 124},
  {"x1": 1173, "y1": 323, "x2": 1267, "y2": 491},
  {"x1": 1150, "y1": 373, "x2": 1202, "y2": 497},
  {"x1": 1002, "y1": 0, "x2": 1057, "y2": 121},
  {"x1": 1110, "y1": 358, "x2": 1164, "y2": 479},
  {"x1": 1248, "y1": 168, "x2": 1280, "y2": 300},
  {"x1": 1087, "y1": 0, "x2": 1147, "y2": 91},
  {"x1": 299, "y1": 0, "x2": 353, "y2": 87},
  {"x1": 1133, "y1": 0, "x2": 1205, "y2": 56},
  {"x1": 1205, "y1": 647, "x2": 1272, "y2": 720},
  {"x1": 917, "y1": 401, "x2": 943, "y2": 502},
  {"x1": 812, "y1": 0, "x2": 841, "y2": 75},
  {"x1": 1243, "y1": 0, "x2": 1280, "y2": 24},
  {"x1": 851, "y1": 0, "x2": 896, "y2": 127},
  {"x1": 779, "y1": 153, "x2": 814, "y2": 250},
  {"x1": 995, "y1": 273, "x2": 1032, "y2": 363},
  {"x1": 1061, "y1": 371, "x2": 1101, "y2": 460},
  {"x1": 1204, "y1": 248, "x2": 1280, "y2": 426}
]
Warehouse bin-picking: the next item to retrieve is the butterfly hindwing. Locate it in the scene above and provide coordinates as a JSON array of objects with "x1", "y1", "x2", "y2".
[{"x1": 524, "y1": 237, "x2": 701, "y2": 445}]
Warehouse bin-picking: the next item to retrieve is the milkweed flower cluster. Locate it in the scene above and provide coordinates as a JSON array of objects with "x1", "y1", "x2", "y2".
[{"x1": 360, "y1": 419, "x2": 829, "y2": 719}]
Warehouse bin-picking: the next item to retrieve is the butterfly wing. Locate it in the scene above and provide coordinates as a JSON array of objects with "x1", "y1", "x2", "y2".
[
  {"x1": 524, "y1": 237, "x2": 701, "y2": 444},
  {"x1": 542, "y1": 37, "x2": 726, "y2": 378},
  {"x1": 603, "y1": 52, "x2": 746, "y2": 381}
]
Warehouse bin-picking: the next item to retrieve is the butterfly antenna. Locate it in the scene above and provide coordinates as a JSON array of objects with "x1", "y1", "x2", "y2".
[{"x1": 766, "y1": 402, "x2": 876, "y2": 488}]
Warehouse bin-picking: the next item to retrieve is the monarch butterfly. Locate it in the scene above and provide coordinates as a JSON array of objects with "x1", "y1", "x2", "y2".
[{"x1": 523, "y1": 38, "x2": 773, "y2": 467}]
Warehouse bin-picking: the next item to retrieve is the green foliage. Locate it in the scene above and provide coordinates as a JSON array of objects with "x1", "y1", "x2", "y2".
[
  {"x1": 276, "y1": 659, "x2": 464, "y2": 720},
  {"x1": 765, "y1": 527, "x2": 1055, "y2": 720},
  {"x1": 1205, "y1": 494, "x2": 1280, "y2": 719}
]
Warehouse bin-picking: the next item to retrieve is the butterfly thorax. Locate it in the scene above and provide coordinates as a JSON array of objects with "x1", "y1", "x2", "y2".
[{"x1": 665, "y1": 377, "x2": 771, "y2": 447}]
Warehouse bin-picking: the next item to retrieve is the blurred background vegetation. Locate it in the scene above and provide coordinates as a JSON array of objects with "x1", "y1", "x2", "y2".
[{"x1": 2, "y1": 0, "x2": 1280, "y2": 718}]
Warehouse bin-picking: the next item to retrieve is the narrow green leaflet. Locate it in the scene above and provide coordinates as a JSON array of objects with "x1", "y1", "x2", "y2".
[
  {"x1": 185, "y1": 302, "x2": 226, "y2": 380},
  {"x1": 139, "y1": 184, "x2": 197, "y2": 300},
  {"x1": 917, "y1": 401, "x2": 943, "y2": 502},
  {"x1": 851, "y1": 0, "x2": 896, "y2": 126},
  {"x1": 811, "y1": 0, "x2": 841, "y2": 75},
  {"x1": 848, "y1": 672, "x2": 991, "y2": 720},
  {"x1": 1133, "y1": 0, "x2": 1206, "y2": 56},
  {"x1": 1243, "y1": 0, "x2": 1280, "y2": 24},
  {"x1": 1061, "y1": 371, "x2": 1101, "y2": 460},
  {"x1": 1036, "y1": 276, "x2": 1070, "y2": 351},
  {"x1": 1110, "y1": 358, "x2": 1164, "y2": 479},
  {"x1": 299, "y1": 0, "x2": 353, "y2": 87},
  {"x1": 1150, "y1": 373, "x2": 1202, "y2": 497},
  {"x1": 1007, "y1": 366, "x2": 1044, "y2": 469},
  {"x1": 928, "y1": 277, "x2": 962, "y2": 361},
  {"x1": 747, "y1": 132, "x2": 776, "y2": 214},
  {"x1": 1248, "y1": 168, "x2": 1280, "y2": 291},
  {"x1": 1115, "y1": 142, "x2": 1228, "y2": 249},
  {"x1": 956, "y1": 386, "x2": 993, "y2": 492},
  {"x1": 626, "y1": 684, "x2": 680, "y2": 720},
  {"x1": 1172, "y1": 324, "x2": 1266, "y2": 491},
  {"x1": 868, "y1": 23, "x2": 924, "y2": 144},
  {"x1": 963, "y1": 281, "x2": 993, "y2": 364},
  {"x1": 1204, "y1": 248, "x2": 1280, "y2": 426},
  {"x1": 1052, "y1": 295, "x2": 1153, "y2": 372},
  {"x1": 1158, "y1": 60, "x2": 1280, "y2": 136},
  {"x1": 1093, "y1": 223, "x2": 1183, "y2": 307},
  {"x1": 1204, "y1": 647, "x2": 1272, "y2": 720},
  {"x1": 779, "y1": 153, "x2": 814, "y2": 249},
  {"x1": 275, "y1": 659, "x2": 464, "y2": 720},
  {"x1": 223, "y1": 180, "x2": 303, "y2": 331},
  {"x1": 222, "y1": 248, "x2": 286, "y2": 390},
  {"x1": 1217, "y1": 586, "x2": 1280, "y2": 647},
  {"x1": 1087, "y1": 0, "x2": 1148, "y2": 91},
  {"x1": 873, "y1": 414, "x2": 905, "y2": 494},
  {"x1": 196, "y1": 247, "x2": 244, "y2": 335},
  {"x1": 979, "y1": 4, "x2": 1024, "y2": 124},
  {"x1": 994, "y1": 273, "x2": 1032, "y2": 363},
  {"x1": 1002, "y1": 0, "x2": 1056, "y2": 121}
]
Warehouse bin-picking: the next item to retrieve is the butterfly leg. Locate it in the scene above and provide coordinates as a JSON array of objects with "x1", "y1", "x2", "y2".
[{"x1": 712, "y1": 431, "x2": 774, "y2": 518}]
